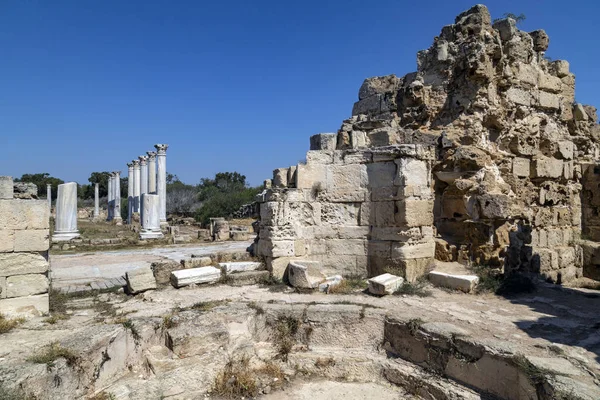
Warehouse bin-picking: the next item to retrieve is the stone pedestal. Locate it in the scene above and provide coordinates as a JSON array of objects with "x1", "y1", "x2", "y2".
[
  {"x1": 139, "y1": 155, "x2": 148, "y2": 196},
  {"x1": 113, "y1": 171, "x2": 122, "y2": 224},
  {"x1": 127, "y1": 162, "x2": 134, "y2": 224},
  {"x1": 140, "y1": 193, "x2": 163, "y2": 239},
  {"x1": 132, "y1": 159, "x2": 141, "y2": 214},
  {"x1": 155, "y1": 144, "x2": 168, "y2": 226},
  {"x1": 53, "y1": 182, "x2": 80, "y2": 241},
  {"x1": 93, "y1": 183, "x2": 99, "y2": 219},
  {"x1": 147, "y1": 151, "x2": 157, "y2": 194}
]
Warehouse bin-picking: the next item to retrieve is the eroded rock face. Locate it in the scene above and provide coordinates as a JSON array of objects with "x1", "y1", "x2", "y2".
[{"x1": 257, "y1": 4, "x2": 600, "y2": 283}]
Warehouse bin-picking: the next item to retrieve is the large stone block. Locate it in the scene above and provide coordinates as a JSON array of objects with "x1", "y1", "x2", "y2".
[
  {"x1": 0, "y1": 293, "x2": 49, "y2": 317},
  {"x1": 395, "y1": 158, "x2": 429, "y2": 187},
  {"x1": 428, "y1": 271, "x2": 479, "y2": 293},
  {"x1": 371, "y1": 226, "x2": 423, "y2": 242},
  {"x1": 374, "y1": 201, "x2": 396, "y2": 226},
  {"x1": 366, "y1": 162, "x2": 396, "y2": 188},
  {"x1": 6, "y1": 274, "x2": 49, "y2": 298},
  {"x1": 368, "y1": 273, "x2": 404, "y2": 295},
  {"x1": 0, "y1": 253, "x2": 48, "y2": 277},
  {"x1": 288, "y1": 260, "x2": 325, "y2": 289},
  {"x1": 391, "y1": 241, "x2": 435, "y2": 260},
  {"x1": 505, "y1": 87, "x2": 531, "y2": 106},
  {"x1": 170, "y1": 266, "x2": 221, "y2": 288},
  {"x1": 512, "y1": 157, "x2": 530, "y2": 177},
  {"x1": 272, "y1": 168, "x2": 289, "y2": 188},
  {"x1": 532, "y1": 157, "x2": 563, "y2": 178},
  {"x1": 326, "y1": 239, "x2": 367, "y2": 256},
  {"x1": 257, "y1": 239, "x2": 294, "y2": 258},
  {"x1": 296, "y1": 163, "x2": 327, "y2": 190},
  {"x1": 395, "y1": 199, "x2": 434, "y2": 227},
  {"x1": 538, "y1": 74, "x2": 562, "y2": 93},
  {"x1": 0, "y1": 200, "x2": 49, "y2": 230},
  {"x1": 326, "y1": 164, "x2": 368, "y2": 192},
  {"x1": 321, "y1": 203, "x2": 360, "y2": 226},
  {"x1": 0, "y1": 276, "x2": 5, "y2": 299},
  {"x1": 538, "y1": 91, "x2": 560, "y2": 110},
  {"x1": 14, "y1": 229, "x2": 49, "y2": 252},
  {"x1": 126, "y1": 267, "x2": 157, "y2": 294},
  {"x1": 0, "y1": 176, "x2": 14, "y2": 199},
  {"x1": 553, "y1": 60, "x2": 570, "y2": 78},
  {"x1": 219, "y1": 261, "x2": 262, "y2": 274},
  {"x1": 310, "y1": 133, "x2": 337, "y2": 151},
  {"x1": 306, "y1": 150, "x2": 334, "y2": 165},
  {"x1": 0, "y1": 230, "x2": 15, "y2": 252},
  {"x1": 531, "y1": 248, "x2": 559, "y2": 272}
]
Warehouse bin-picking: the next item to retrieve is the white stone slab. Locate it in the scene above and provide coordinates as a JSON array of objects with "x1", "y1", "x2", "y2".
[
  {"x1": 170, "y1": 266, "x2": 221, "y2": 288},
  {"x1": 126, "y1": 267, "x2": 157, "y2": 294},
  {"x1": 288, "y1": 260, "x2": 325, "y2": 289},
  {"x1": 318, "y1": 275, "x2": 343, "y2": 292},
  {"x1": 368, "y1": 273, "x2": 404, "y2": 295},
  {"x1": 428, "y1": 270, "x2": 479, "y2": 293},
  {"x1": 219, "y1": 261, "x2": 262, "y2": 274}
]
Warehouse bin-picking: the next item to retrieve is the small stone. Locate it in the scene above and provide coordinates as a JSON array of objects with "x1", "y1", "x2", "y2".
[{"x1": 368, "y1": 273, "x2": 404, "y2": 295}]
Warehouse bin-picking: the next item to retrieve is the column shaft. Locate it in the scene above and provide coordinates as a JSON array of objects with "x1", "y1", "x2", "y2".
[
  {"x1": 147, "y1": 151, "x2": 157, "y2": 194},
  {"x1": 94, "y1": 183, "x2": 99, "y2": 219},
  {"x1": 154, "y1": 144, "x2": 168, "y2": 224},
  {"x1": 113, "y1": 171, "x2": 122, "y2": 223}
]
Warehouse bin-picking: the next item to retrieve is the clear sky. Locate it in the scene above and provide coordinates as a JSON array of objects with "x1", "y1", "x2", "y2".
[{"x1": 1, "y1": 0, "x2": 598, "y2": 186}]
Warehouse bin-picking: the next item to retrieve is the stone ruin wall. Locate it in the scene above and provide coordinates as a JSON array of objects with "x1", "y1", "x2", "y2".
[
  {"x1": 255, "y1": 4, "x2": 600, "y2": 284},
  {"x1": 0, "y1": 176, "x2": 50, "y2": 316}
]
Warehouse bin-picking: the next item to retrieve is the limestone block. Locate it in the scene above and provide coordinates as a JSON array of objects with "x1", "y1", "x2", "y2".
[
  {"x1": 126, "y1": 267, "x2": 157, "y2": 294},
  {"x1": 538, "y1": 74, "x2": 562, "y2": 93},
  {"x1": 288, "y1": 260, "x2": 325, "y2": 289},
  {"x1": 392, "y1": 241, "x2": 435, "y2": 260},
  {"x1": 321, "y1": 203, "x2": 360, "y2": 226},
  {"x1": 369, "y1": 129, "x2": 399, "y2": 146},
  {"x1": 514, "y1": 62, "x2": 538, "y2": 86},
  {"x1": 366, "y1": 162, "x2": 396, "y2": 188},
  {"x1": 512, "y1": 157, "x2": 530, "y2": 177},
  {"x1": 532, "y1": 157, "x2": 563, "y2": 178},
  {"x1": 553, "y1": 60, "x2": 570, "y2": 78},
  {"x1": 287, "y1": 166, "x2": 297, "y2": 188},
  {"x1": 538, "y1": 91, "x2": 560, "y2": 110},
  {"x1": 368, "y1": 241, "x2": 391, "y2": 257},
  {"x1": 0, "y1": 276, "x2": 5, "y2": 299},
  {"x1": 395, "y1": 198, "x2": 434, "y2": 227},
  {"x1": 359, "y1": 202, "x2": 371, "y2": 226},
  {"x1": 563, "y1": 161, "x2": 574, "y2": 180},
  {"x1": 368, "y1": 273, "x2": 404, "y2": 295},
  {"x1": 492, "y1": 18, "x2": 516, "y2": 41},
  {"x1": 219, "y1": 261, "x2": 262, "y2": 274},
  {"x1": 395, "y1": 158, "x2": 429, "y2": 187},
  {"x1": 13, "y1": 182, "x2": 38, "y2": 199},
  {"x1": 371, "y1": 226, "x2": 423, "y2": 242},
  {"x1": 308, "y1": 150, "x2": 337, "y2": 166},
  {"x1": 350, "y1": 131, "x2": 367, "y2": 149},
  {"x1": 574, "y1": 103, "x2": 588, "y2": 121},
  {"x1": 0, "y1": 176, "x2": 14, "y2": 199},
  {"x1": 0, "y1": 293, "x2": 49, "y2": 317},
  {"x1": 0, "y1": 253, "x2": 48, "y2": 277},
  {"x1": 532, "y1": 248, "x2": 559, "y2": 272},
  {"x1": 319, "y1": 189, "x2": 367, "y2": 203},
  {"x1": 6, "y1": 274, "x2": 49, "y2": 298},
  {"x1": 0, "y1": 230, "x2": 15, "y2": 252},
  {"x1": 170, "y1": 266, "x2": 221, "y2": 288},
  {"x1": 309, "y1": 133, "x2": 337, "y2": 151},
  {"x1": 257, "y1": 239, "x2": 294, "y2": 258},
  {"x1": 557, "y1": 141, "x2": 574, "y2": 160},
  {"x1": 0, "y1": 199, "x2": 49, "y2": 230},
  {"x1": 326, "y1": 239, "x2": 367, "y2": 256},
  {"x1": 181, "y1": 256, "x2": 212, "y2": 268},
  {"x1": 505, "y1": 87, "x2": 531, "y2": 106},
  {"x1": 13, "y1": 229, "x2": 49, "y2": 252},
  {"x1": 557, "y1": 247, "x2": 576, "y2": 269},
  {"x1": 474, "y1": 194, "x2": 512, "y2": 219},
  {"x1": 296, "y1": 163, "x2": 327, "y2": 190},
  {"x1": 326, "y1": 164, "x2": 368, "y2": 192},
  {"x1": 272, "y1": 168, "x2": 289, "y2": 188},
  {"x1": 428, "y1": 271, "x2": 479, "y2": 293},
  {"x1": 294, "y1": 240, "x2": 307, "y2": 256},
  {"x1": 374, "y1": 201, "x2": 396, "y2": 226}
]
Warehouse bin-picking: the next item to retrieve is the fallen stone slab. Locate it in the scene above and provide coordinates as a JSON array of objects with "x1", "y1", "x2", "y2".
[
  {"x1": 126, "y1": 267, "x2": 157, "y2": 294},
  {"x1": 170, "y1": 266, "x2": 221, "y2": 288},
  {"x1": 219, "y1": 261, "x2": 262, "y2": 274},
  {"x1": 428, "y1": 270, "x2": 479, "y2": 293},
  {"x1": 318, "y1": 275, "x2": 343, "y2": 292},
  {"x1": 288, "y1": 260, "x2": 326, "y2": 289},
  {"x1": 227, "y1": 270, "x2": 269, "y2": 286},
  {"x1": 368, "y1": 273, "x2": 404, "y2": 295}
]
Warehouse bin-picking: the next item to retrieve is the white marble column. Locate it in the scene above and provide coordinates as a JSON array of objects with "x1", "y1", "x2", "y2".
[
  {"x1": 139, "y1": 155, "x2": 149, "y2": 196},
  {"x1": 94, "y1": 183, "x2": 99, "y2": 220},
  {"x1": 140, "y1": 193, "x2": 163, "y2": 239},
  {"x1": 107, "y1": 173, "x2": 114, "y2": 221},
  {"x1": 113, "y1": 171, "x2": 122, "y2": 224},
  {"x1": 154, "y1": 144, "x2": 168, "y2": 225},
  {"x1": 127, "y1": 162, "x2": 134, "y2": 224},
  {"x1": 132, "y1": 159, "x2": 141, "y2": 213},
  {"x1": 53, "y1": 182, "x2": 80, "y2": 241},
  {"x1": 147, "y1": 151, "x2": 157, "y2": 194},
  {"x1": 47, "y1": 184, "x2": 52, "y2": 212}
]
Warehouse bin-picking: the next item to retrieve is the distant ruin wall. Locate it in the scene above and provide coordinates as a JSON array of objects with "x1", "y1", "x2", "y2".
[{"x1": 0, "y1": 176, "x2": 50, "y2": 317}]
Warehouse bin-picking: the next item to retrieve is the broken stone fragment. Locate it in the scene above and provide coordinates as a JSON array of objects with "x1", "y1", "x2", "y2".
[
  {"x1": 287, "y1": 260, "x2": 326, "y2": 289},
  {"x1": 492, "y1": 18, "x2": 516, "y2": 42},
  {"x1": 318, "y1": 275, "x2": 343, "y2": 292},
  {"x1": 529, "y1": 29, "x2": 549, "y2": 52},
  {"x1": 170, "y1": 266, "x2": 221, "y2": 288},
  {"x1": 428, "y1": 270, "x2": 479, "y2": 293},
  {"x1": 218, "y1": 261, "x2": 262, "y2": 274},
  {"x1": 126, "y1": 267, "x2": 157, "y2": 294},
  {"x1": 368, "y1": 273, "x2": 404, "y2": 295}
]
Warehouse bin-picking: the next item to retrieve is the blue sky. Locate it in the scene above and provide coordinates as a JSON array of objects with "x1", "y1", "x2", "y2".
[{"x1": 1, "y1": 0, "x2": 598, "y2": 186}]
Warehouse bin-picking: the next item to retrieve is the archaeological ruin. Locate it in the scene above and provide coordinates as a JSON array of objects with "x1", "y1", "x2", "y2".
[{"x1": 2, "y1": 4, "x2": 600, "y2": 400}]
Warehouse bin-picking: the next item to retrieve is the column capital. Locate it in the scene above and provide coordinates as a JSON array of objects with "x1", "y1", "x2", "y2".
[
  {"x1": 146, "y1": 151, "x2": 157, "y2": 160},
  {"x1": 139, "y1": 155, "x2": 148, "y2": 165},
  {"x1": 127, "y1": 162, "x2": 134, "y2": 169},
  {"x1": 132, "y1": 159, "x2": 140, "y2": 168},
  {"x1": 154, "y1": 144, "x2": 169, "y2": 155},
  {"x1": 112, "y1": 171, "x2": 121, "y2": 177}
]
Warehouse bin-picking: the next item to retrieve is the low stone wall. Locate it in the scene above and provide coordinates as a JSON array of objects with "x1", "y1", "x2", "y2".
[
  {"x1": 0, "y1": 176, "x2": 50, "y2": 317},
  {"x1": 256, "y1": 139, "x2": 436, "y2": 281}
]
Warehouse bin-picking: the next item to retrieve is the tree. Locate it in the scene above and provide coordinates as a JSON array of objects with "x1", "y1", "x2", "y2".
[
  {"x1": 87, "y1": 171, "x2": 111, "y2": 198},
  {"x1": 15, "y1": 173, "x2": 64, "y2": 199}
]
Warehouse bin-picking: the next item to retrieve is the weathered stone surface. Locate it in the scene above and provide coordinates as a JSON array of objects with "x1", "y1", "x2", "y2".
[
  {"x1": 532, "y1": 157, "x2": 563, "y2": 178},
  {"x1": 0, "y1": 176, "x2": 14, "y2": 199},
  {"x1": 126, "y1": 267, "x2": 157, "y2": 294},
  {"x1": 170, "y1": 266, "x2": 221, "y2": 288},
  {"x1": 0, "y1": 253, "x2": 48, "y2": 277},
  {"x1": 368, "y1": 273, "x2": 403, "y2": 295},
  {"x1": 219, "y1": 261, "x2": 262, "y2": 274},
  {"x1": 0, "y1": 293, "x2": 49, "y2": 317},
  {"x1": 0, "y1": 200, "x2": 49, "y2": 230},
  {"x1": 288, "y1": 260, "x2": 325, "y2": 289},
  {"x1": 428, "y1": 270, "x2": 479, "y2": 293},
  {"x1": 13, "y1": 182, "x2": 38, "y2": 199},
  {"x1": 272, "y1": 168, "x2": 289, "y2": 187},
  {"x1": 310, "y1": 133, "x2": 337, "y2": 151},
  {"x1": 5, "y1": 274, "x2": 49, "y2": 298},
  {"x1": 0, "y1": 230, "x2": 15, "y2": 252},
  {"x1": 13, "y1": 230, "x2": 49, "y2": 252},
  {"x1": 181, "y1": 256, "x2": 212, "y2": 268}
]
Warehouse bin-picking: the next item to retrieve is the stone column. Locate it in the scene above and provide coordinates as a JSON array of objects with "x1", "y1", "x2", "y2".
[
  {"x1": 113, "y1": 171, "x2": 122, "y2": 225},
  {"x1": 139, "y1": 155, "x2": 149, "y2": 196},
  {"x1": 140, "y1": 193, "x2": 163, "y2": 239},
  {"x1": 47, "y1": 184, "x2": 52, "y2": 212},
  {"x1": 147, "y1": 151, "x2": 157, "y2": 194},
  {"x1": 133, "y1": 159, "x2": 141, "y2": 213},
  {"x1": 94, "y1": 183, "x2": 99, "y2": 220},
  {"x1": 107, "y1": 173, "x2": 113, "y2": 221},
  {"x1": 53, "y1": 182, "x2": 80, "y2": 241},
  {"x1": 127, "y1": 162, "x2": 134, "y2": 224},
  {"x1": 154, "y1": 144, "x2": 168, "y2": 225}
]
